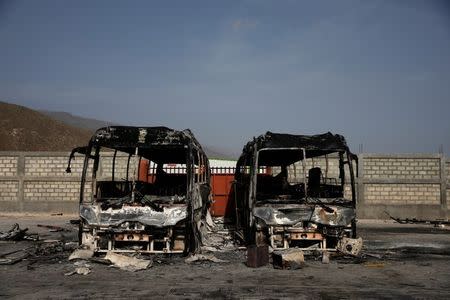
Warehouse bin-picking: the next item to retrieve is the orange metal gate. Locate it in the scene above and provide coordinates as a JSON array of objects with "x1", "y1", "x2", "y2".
[{"x1": 210, "y1": 167, "x2": 235, "y2": 218}]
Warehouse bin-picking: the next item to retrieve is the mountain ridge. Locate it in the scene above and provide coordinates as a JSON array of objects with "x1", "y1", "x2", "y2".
[
  {"x1": 0, "y1": 101, "x2": 92, "y2": 151},
  {"x1": 1, "y1": 101, "x2": 236, "y2": 159}
]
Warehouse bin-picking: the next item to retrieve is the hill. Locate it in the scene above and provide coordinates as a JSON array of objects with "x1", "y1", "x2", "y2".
[
  {"x1": 40, "y1": 108, "x2": 237, "y2": 158},
  {"x1": 0, "y1": 101, "x2": 93, "y2": 151},
  {"x1": 39, "y1": 110, "x2": 118, "y2": 131},
  {"x1": 1, "y1": 101, "x2": 237, "y2": 159}
]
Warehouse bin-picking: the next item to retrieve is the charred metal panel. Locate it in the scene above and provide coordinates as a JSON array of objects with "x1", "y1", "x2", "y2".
[
  {"x1": 80, "y1": 204, "x2": 188, "y2": 227},
  {"x1": 238, "y1": 132, "x2": 350, "y2": 165},
  {"x1": 253, "y1": 204, "x2": 355, "y2": 227},
  {"x1": 246, "y1": 245, "x2": 269, "y2": 267}
]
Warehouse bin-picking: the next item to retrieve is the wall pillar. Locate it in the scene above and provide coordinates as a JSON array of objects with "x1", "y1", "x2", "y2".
[
  {"x1": 17, "y1": 153, "x2": 25, "y2": 212},
  {"x1": 439, "y1": 154, "x2": 447, "y2": 218},
  {"x1": 356, "y1": 154, "x2": 365, "y2": 217}
]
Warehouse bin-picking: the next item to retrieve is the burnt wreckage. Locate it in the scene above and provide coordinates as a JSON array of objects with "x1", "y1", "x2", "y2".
[
  {"x1": 234, "y1": 132, "x2": 361, "y2": 255},
  {"x1": 67, "y1": 126, "x2": 210, "y2": 254}
]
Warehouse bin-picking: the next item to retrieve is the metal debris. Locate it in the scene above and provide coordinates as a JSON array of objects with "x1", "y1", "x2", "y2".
[
  {"x1": 65, "y1": 262, "x2": 91, "y2": 276},
  {"x1": 185, "y1": 253, "x2": 228, "y2": 264},
  {"x1": 68, "y1": 249, "x2": 94, "y2": 261},
  {"x1": 37, "y1": 224, "x2": 69, "y2": 232},
  {"x1": 0, "y1": 251, "x2": 30, "y2": 265},
  {"x1": 63, "y1": 242, "x2": 79, "y2": 251},
  {"x1": 35, "y1": 240, "x2": 65, "y2": 256},
  {"x1": 0, "y1": 223, "x2": 38, "y2": 241},
  {"x1": 202, "y1": 232, "x2": 236, "y2": 252},
  {"x1": 322, "y1": 251, "x2": 330, "y2": 264},
  {"x1": 202, "y1": 216, "x2": 237, "y2": 252},
  {"x1": 89, "y1": 257, "x2": 113, "y2": 265},
  {"x1": 246, "y1": 245, "x2": 269, "y2": 268},
  {"x1": 104, "y1": 251, "x2": 152, "y2": 272},
  {"x1": 385, "y1": 211, "x2": 450, "y2": 226},
  {"x1": 337, "y1": 237, "x2": 363, "y2": 257},
  {"x1": 272, "y1": 249, "x2": 305, "y2": 270},
  {"x1": 0, "y1": 237, "x2": 69, "y2": 266}
]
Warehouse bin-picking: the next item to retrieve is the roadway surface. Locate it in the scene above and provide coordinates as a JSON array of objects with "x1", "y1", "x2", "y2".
[{"x1": 0, "y1": 215, "x2": 449, "y2": 299}]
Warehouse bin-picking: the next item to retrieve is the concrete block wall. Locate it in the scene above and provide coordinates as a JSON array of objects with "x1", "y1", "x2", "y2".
[
  {"x1": 0, "y1": 151, "x2": 449, "y2": 219},
  {"x1": 287, "y1": 156, "x2": 341, "y2": 182},
  {"x1": 0, "y1": 151, "x2": 137, "y2": 214},
  {"x1": 296, "y1": 157, "x2": 357, "y2": 182},
  {"x1": 357, "y1": 154, "x2": 448, "y2": 219},
  {"x1": 364, "y1": 184, "x2": 440, "y2": 205},
  {"x1": 363, "y1": 158, "x2": 440, "y2": 180},
  {"x1": 23, "y1": 181, "x2": 91, "y2": 203},
  {"x1": 344, "y1": 184, "x2": 352, "y2": 199},
  {"x1": 447, "y1": 161, "x2": 450, "y2": 184},
  {"x1": 98, "y1": 153, "x2": 136, "y2": 181},
  {"x1": 0, "y1": 156, "x2": 18, "y2": 176},
  {"x1": 0, "y1": 152, "x2": 91, "y2": 214},
  {"x1": 264, "y1": 162, "x2": 354, "y2": 199},
  {"x1": 0, "y1": 181, "x2": 19, "y2": 202},
  {"x1": 24, "y1": 155, "x2": 89, "y2": 177}
]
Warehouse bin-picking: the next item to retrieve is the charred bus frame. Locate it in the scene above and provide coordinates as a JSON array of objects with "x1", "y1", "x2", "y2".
[
  {"x1": 67, "y1": 126, "x2": 210, "y2": 254},
  {"x1": 234, "y1": 132, "x2": 360, "y2": 254}
]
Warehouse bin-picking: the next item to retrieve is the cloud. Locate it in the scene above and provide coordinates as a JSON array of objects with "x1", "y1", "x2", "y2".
[{"x1": 232, "y1": 19, "x2": 257, "y2": 31}]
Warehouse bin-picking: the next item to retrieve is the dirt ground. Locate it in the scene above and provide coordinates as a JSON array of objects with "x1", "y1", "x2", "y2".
[{"x1": 1, "y1": 214, "x2": 449, "y2": 299}]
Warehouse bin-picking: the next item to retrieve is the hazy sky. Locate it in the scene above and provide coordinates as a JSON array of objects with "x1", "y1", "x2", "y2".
[{"x1": 1, "y1": 0, "x2": 449, "y2": 155}]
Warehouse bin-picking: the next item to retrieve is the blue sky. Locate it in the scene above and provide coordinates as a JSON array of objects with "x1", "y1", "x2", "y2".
[{"x1": 1, "y1": 0, "x2": 449, "y2": 155}]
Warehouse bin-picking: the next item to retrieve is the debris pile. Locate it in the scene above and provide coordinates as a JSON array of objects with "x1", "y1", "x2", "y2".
[
  {"x1": 0, "y1": 223, "x2": 38, "y2": 241},
  {"x1": 64, "y1": 261, "x2": 92, "y2": 276},
  {"x1": 384, "y1": 211, "x2": 450, "y2": 227},
  {"x1": 0, "y1": 238, "x2": 74, "y2": 267},
  {"x1": 66, "y1": 248, "x2": 152, "y2": 274},
  {"x1": 0, "y1": 247, "x2": 32, "y2": 265},
  {"x1": 0, "y1": 219, "x2": 368, "y2": 274},
  {"x1": 201, "y1": 216, "x2": 237, "y2": 252},
  {"x1": 37, "y1": 224, "x2": 70, "y2": 232}
]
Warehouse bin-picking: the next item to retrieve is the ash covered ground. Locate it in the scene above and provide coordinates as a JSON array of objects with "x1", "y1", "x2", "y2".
[{"x1": 1, "y1": 215, "x2": 450, "y2": 299}]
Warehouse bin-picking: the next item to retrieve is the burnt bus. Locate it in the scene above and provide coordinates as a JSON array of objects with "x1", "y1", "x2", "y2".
[
  {"x1": 67, "y1": 126, "x2": 210, "y2": 254},
  {"x1": 234, "y1": 132, "x2": 361, "y2": 255}
]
